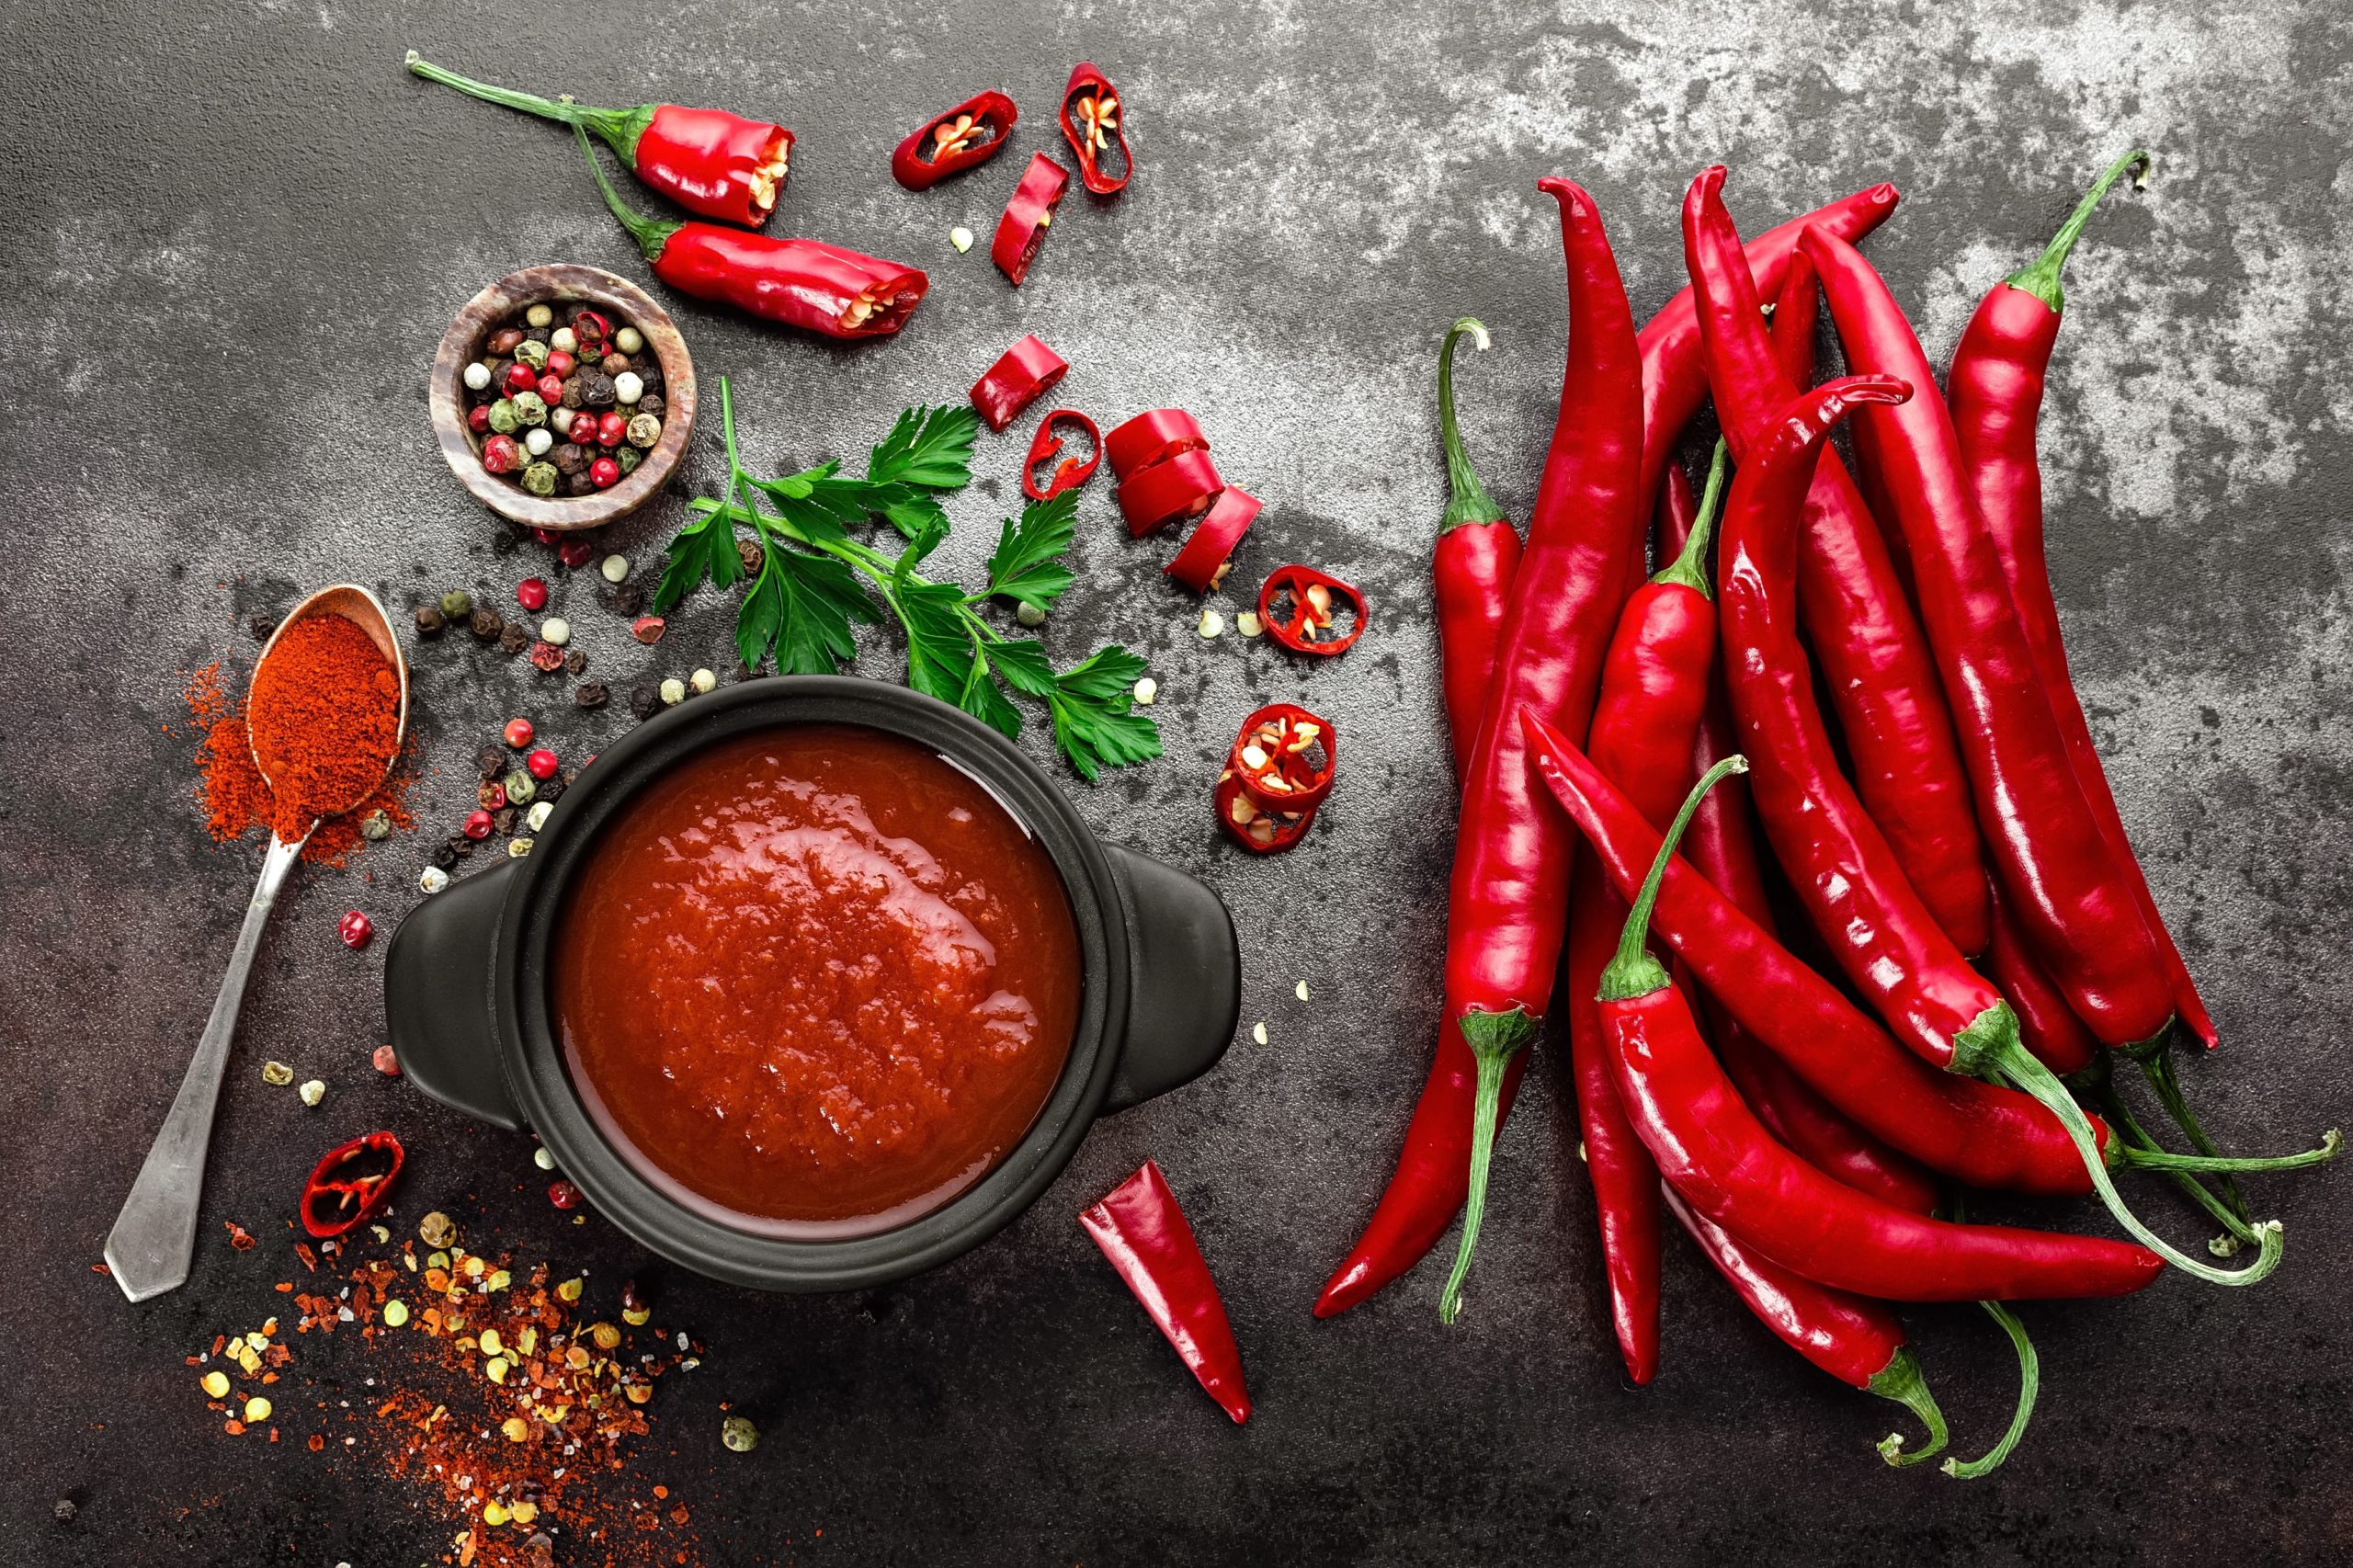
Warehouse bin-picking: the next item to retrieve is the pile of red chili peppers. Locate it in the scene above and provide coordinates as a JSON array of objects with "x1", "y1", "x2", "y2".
[{"x1": 1319, "y1": 153, "x2": 2339, "y2": 1477}]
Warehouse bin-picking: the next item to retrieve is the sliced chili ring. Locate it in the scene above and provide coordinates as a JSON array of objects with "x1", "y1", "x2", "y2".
[
  {"x1": 1058, "y1": 62, "x2": 1131, "y2": 196},
  {"x1": 991, "y1": 152, "x2": 1070, "y2": 287},
  {"x1": 1105, "y1": 408, "x2": 1209, "y2": 482},
  {"x1": 891, "y1": 90, "x2": 1018, "y2": 191},
  {"x1": 1117, "y1": 447, "x2": 1224, "y2": 537},
  {"x1": 299, "y1": 1131, "x2": 406, "y2": 1240},
  {"x1": 1023, "y1": 409, "x2": 1103, "y2": 501},
  {"x1": 1228, "y1": 701, "x2": 1337, "y2": 814},
  {"x1": 1165, "y1": 485, "x2": 1262, "y2": 593},
  {"x1": 970, "y1": 335, "x2": 1069, "y2": 433},
  {"x1": 1216, "y1": 769, "x2": 1314, "y2": 854},
  {"x1": 1257, "y1": 564, "x2": 1368, "y2": 656}
]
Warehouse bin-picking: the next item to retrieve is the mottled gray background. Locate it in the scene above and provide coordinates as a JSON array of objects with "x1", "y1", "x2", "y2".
[{"x1": 5, "y1": 0, "x2": 2349, "y2": 1562}]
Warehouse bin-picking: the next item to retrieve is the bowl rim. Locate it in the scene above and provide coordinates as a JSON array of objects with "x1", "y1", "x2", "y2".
[
  {"x1": 427, "y1": 263, "x2": 698, "y2": 532},
  {"x1": 490, "y1": 677, "x2": 1129, "y2": 1291}
]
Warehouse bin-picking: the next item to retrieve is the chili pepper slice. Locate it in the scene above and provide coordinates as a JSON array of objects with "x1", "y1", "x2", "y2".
[
  {"x1": 1118, "y1": 448, "x2": 1224, "y2": 538},
  {"x1": 1022, "y1": 410, "x2": 1102, "y2": 502},
  {"x1": 576, "y1": 126, "x2": 926, "y2": 338},
  {"x1": 1165, "y1": 486, "x2": 1261, "y2": 595},
  {"x1": 1256, "y1": 565, "x2": 1367, "y2": 657},
  {"x1": 1214, "y1": 770, "x2": 1314, "y2": 855},
  {"x1": 1433, "y1": 318, "x2": 1525, "y2": 780},
  {"x1": 1080, "y1": 1161, "x2": 1249, "y2": 1422},
  {"x1": 890, "y1": 90, "x2": 1017, "y2": 190},
  {"x1": 300, "y1": 1131, "x2": 405, "y2": 1240},
  {"x1": 1106, "y1": 408, "x2": 1209, "y2": 482},
  {"x1": 1228, "y1": 702, "x2": 1336, "y2": 815},
  {"x1": 1600, "y1": 763, "x2": 2166, "y2": 1302},
  {"x1": 992, "y1": 153, "x2": 1070, "y2": 287},
  {"x1": 1058, "y1": 62, "x2": 1131, "y2": 196},
  {"x1": 969, "y1": 335, "x2": 1069, "y2": 433},
  {"x1": 409, "y1": 54, "x2": 790, "y2": 228}
]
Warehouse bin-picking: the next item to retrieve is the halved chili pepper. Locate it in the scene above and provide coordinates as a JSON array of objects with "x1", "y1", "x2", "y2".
[
  {"x1": 1433, "y1": 318, "x2": 1525, "y2": 780},
  {"x1": 1022, "y1": 410, "x2": 1102, "y2": 502},
  {"x1": 1166, "y1": 486, "x2": 1262, "y2": 596},
  {"x1": 300, "y1": 1131, "x2": 405, "y2": 1240},
  {"x1": 970, "y1": 335, "x2": 1068, "y2": 432},
  {"x1": 1320, "y1": 180, "x2": 1645, "y2": 1325},
  {"x1": 1058, "y1": 62, "x2": 1131, "y2": 196},
  {"x1": 1118, "y1": 448, "x2": 1224, "y2": 537},
  {"x1": 992, "y1": 153, "x2": 1069, "y2": 287},
  {"x1": 410, "y1": 52, "x2": 790, "y2": 227},
  {"x1": 891, "y1": 90, "x2": 1017, "y2": 190},
  {"x1": 1106, "y1": 408, "x2": 1209, "y2": 482},
  {"x1": 1080, "y1": 1161, "x2": 1249, "y2": 1423},
  {"x1": 1256, "y1": 565, "x2": 1366, "y2": 656},
  {"x1": 576, "y1": 125, "x2": 925, "y2": 338},
  {"x1": 1598, "y1": 761, "x2": 2165, "y2": 1303}
]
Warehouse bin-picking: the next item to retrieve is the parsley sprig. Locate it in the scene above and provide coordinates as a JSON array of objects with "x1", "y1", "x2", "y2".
[{"x1": 652, "y1": 380, "x2": 1161, "y2": 781}]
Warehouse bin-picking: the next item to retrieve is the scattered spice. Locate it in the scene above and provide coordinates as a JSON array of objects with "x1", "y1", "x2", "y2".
[
  {"x1": 338, "y1": 910, "x2": 373, "y2": 949},
  {"x1": 517, "y1": 578, "x2": 550, "y2": 612},
  {"x1": 298, "y1": 1079, "x2": 326, "y2": 1108},
  {"x1": 721, "y1": 1415, "x2": 758, "y2": 1453},
  {"x1": 373, "y1": 1044, "x2": 402, "y2": 1076},
  {"x1": 261, "y1": 1060, "x2": 295, "y2": 1086},
  {"x1": 504, "y1": 718, "x2": 536, "y2": 748},
  {"x1": 186, "y1": 653, "x2": 415, "y2": 868}
]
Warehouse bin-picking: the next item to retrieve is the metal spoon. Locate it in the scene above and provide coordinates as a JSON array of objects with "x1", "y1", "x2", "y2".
[{"x1": 106, "y1": 585, "x2": 410, "y2": 1302}]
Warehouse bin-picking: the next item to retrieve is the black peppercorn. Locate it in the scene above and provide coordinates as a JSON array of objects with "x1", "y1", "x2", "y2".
[
  {"x1": 248, "y1": 609, "x2": 277, "y2": 641},
  {"x1": 580, "y1": 371, "x2": 616, "y2": 408},
  {"x1": 636, "y1": 361, "x2": 663, "y2": 392},
  {"x1": 414, "y1": 605, "x2": 446, "y2": 637},
  {"x1": 631, "y1": 684, "x2": 659, "y2": 719},
  {"x1": 432, "y1": 842, "x2": 459, "y2": 869},
  {"x1": 525, "y1": 325, "x2": 551, "y2": 345},
  {"x1": 476, "y1": 745, "x2": 506, "y2": 779},
  {"x1": 613, "y1": 583, "x2": 647, "y2": 616},
  {"x1": 738, "y1": 538, "x2": 763, "y2": 574},
  {"x1": 491, "y1": 528, "x2": 519, "y2": 556},
  {"x1": 470, "y1": 606, "x2": 504, "y2": 640},
  {"x1": 574, "y1": 681, "x2": 608, "y2": 709},
  {"x1": 636, "y1": 393, "x2": 665, "y2": 421},
  {"x1": 499, "y1": 623, "x2": 529, "y2": 655},
  {"x1": 537, "y1": 773, "x2": 566, "y2": 803},
  {"x1": 447, "y1": 832, "x2": 477, "y2": 858},
  {"x1": 564, "y1": 648, "x2": 588, "y2": 676},
  {"x1": 494, "y1": 806, "x2": 519, "y2": 835},
  {"x1": 565, "y1": 471, "x2": 597, "y2": 496},
  {"x1": 560, "y1": 375, "x2": 585, "y2": 410},
  {"x1": 551, "y1": 442, "x2": 589, "y2": 476}
]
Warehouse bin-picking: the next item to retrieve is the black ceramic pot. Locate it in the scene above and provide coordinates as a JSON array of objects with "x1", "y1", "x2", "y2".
[{"x1": 384, "y1": 676, "x2": 1239, "y2": 1292}]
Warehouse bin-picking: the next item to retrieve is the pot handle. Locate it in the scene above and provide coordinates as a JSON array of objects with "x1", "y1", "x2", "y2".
[
  {"x1": 383, "y1": 858, "x2": 526, "y2": 1131},
  {"x1": 1100, "y1": 846, "x2": 1240, "y2": 1114}
]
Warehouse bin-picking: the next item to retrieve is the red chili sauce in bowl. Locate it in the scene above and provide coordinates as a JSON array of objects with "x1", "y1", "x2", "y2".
[{"x1": 552, "y1": 725, "x2": 1081, "y2": 1236}]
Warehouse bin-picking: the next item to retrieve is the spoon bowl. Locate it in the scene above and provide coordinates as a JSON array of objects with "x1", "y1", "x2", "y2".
[{"x1": 251, "y1": 584, "x2": 411, "y2": 834}]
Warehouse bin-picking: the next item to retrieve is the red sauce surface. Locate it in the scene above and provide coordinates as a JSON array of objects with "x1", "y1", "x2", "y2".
[{"x1": 553, "y1": 725, "x2": 1080, "y2": 1234}]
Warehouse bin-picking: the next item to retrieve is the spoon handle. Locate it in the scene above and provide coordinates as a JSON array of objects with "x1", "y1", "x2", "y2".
[{"x1": 105, "y1": 832, "x2": 306, "y2": 1302}]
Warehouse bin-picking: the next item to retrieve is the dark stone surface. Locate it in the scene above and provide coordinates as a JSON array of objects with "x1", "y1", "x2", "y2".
[{"x1": 6, "y1": 2, "x2": 2350, "y2": 1562}]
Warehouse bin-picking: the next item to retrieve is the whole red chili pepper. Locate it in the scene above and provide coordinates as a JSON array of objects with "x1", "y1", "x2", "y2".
[
  {"x1": 575, "y1": 125, "x2": 925, "y2": 338},
  {"x1": 1022, "y1": 410, "x2": 1101, "y2": 502},
  {"x1": 1256, "y1": 565, "x2": 1367, "y2": 656},
  {"x1": 1058, "y1": 62, "x2": 1131, "y2": 195},
  {"x1": 1319, "y1": 178, "x2": 1644, "y2": 1324},
  {"x1": 1524, "y1": 710, "x2": 2302, "y2": 1286},
  {"x1": 1599, "y1": 761, "x2": 2165, "y2": 1302},
  {"x1": 1432, "y1": 318, "x2": 1525, "y2": 779},
  {"x1": 993, "y1": 153, "x2": 1070, "y2": 287},
  {"x1": 1165, "y1": 486, "x2": 1260, "y2": 595},
  {"x1": 300, "y1": 1131, "x2": 405, "y2": 1240},
  {"x1": 1767, "y1": 244, "x2": 1821, "y2": 387},
  {"x1": 1685, "y1": 168, "x2": 1991, "y2": 955},
  {"x1": 409, "y1": 52, "x2": 790, "y2": 227},
  {"x1": 891, "y1": 90, "x2": 1017, "y2": 190},
  {"x1": 1984, "y1": 883, "x2": 2098, "y2": 1076},
  {"x1": 970, "y1": 335, "x2": 1069, "y2": 432},
  {"x1": 1802, "y1": 225, "x2": 2170, "y2": 1045},
  {"x1": 1080, "y1": 1161, "x2": 1249, "y2": 1424},
  {"x1": 1637, "y1": 182, "x2": 1902, "y2": 509}
]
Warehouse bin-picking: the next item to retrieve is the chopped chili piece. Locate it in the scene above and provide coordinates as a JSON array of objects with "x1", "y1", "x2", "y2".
[
  {"x1": 299, "y1": 1132, "x2": 405, "y2": 1241},
  {"x1": 1022, "y1": 410, "x2": 1102, "y2": 501},
  {"x1": 1058, "y1": 62, "x2": 1131, "y2": 196},
  {"x1": 969, "y1": 335, "x2": 1069, "y2": 432},
  {"x1": 1256, "y1": 564, "x2": 1366, "y2": 656},
  {"x1": 1217, "y1": 700, "x2": 1332, "y2": 853},
  {"x1": 991, "y1": 153, "x2": 1070, "y2": 287},
  {"x1": 1080, "y1": 1161, "x2": 1249, "y2": 1423},
  {"x1": 1214, "y1": 770, "x2": 1313, "y2": 855},
  {"x1": 1105, "y1": 408, "x2": 1209, "y2": 481},
  {"x1": 1116, "y1": 447, "x2": 1224, "y2": 537},
  {"x1": 1165, "y1": 486, "x2": 1260, "y2": 594},
  {"x1": 891, "y1": 90, "x2": 1017, "y2": 190}
]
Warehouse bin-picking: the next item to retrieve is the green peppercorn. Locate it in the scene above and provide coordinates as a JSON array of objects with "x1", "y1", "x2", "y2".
[
  {"x1": 521, "y1": 461, "x2": 558, "y2": 497},
  {"x1": 486, "y1": 398, "x2": 520, "y2": 435},
  {"x1": 439, "y1": 589, "x2": 474, "y2": 619},
  {"x1": 502, "y1": 769, "x2": 538, "y2": 806},
  {"x1": 512, "y1": 391, "x2": 548, "y2": 427},
  {"x1": 515, "y1": 338, "x2": 551, "y2": 370},
  {"x1": 626, "y1": 414, "x2": 662, "y2": 449},
  {"x1": 616, "y1": 445, "x2": 644, "y2": 476},
  {"x1": 359, "y1": 809, "x2": 393, "y2": 841},
  {"x1": 722, "y1": 1415, "x2": 759, "y2": 1453}
]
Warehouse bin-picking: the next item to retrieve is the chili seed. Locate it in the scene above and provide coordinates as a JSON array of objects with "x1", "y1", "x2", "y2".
[
  {"x1": 548, "y1": 1180, "x2": 583, "y2": 1210},
  {"x1": 299, "y1": 1078, "x2": 325, "y2": 1107},
  {"x1": 574, "y1": 680, "x2": 608, "y2": 710},
  {"x1": 590, "y1": 1321, "x2": 621, "y2": 1351},
  {"x1": 556, "y1": 1277, "x2": 584, "y2": 1302},
  {"x1": 201, "y1": 1370, "x2": 230, "y2": 1399},
  {"x1": 1197, "y1": 608, "x2": 1224, "y2": 639},
  {"x1": 418, "y1": 866, "x2": 449, "y2": 893},
  {"x1": 373, "y1": 1044, "x2": 401, "y2": 1076},
  {"x1": 722, "y1": 1415, "x2": 759, "y2": 1453},
  {"x1": 413, "y1": 606, "x2": 446, "y2": 638},
  {"x1": 337, "y1": 910, "x2": 372, "y2": 949},
  {"x1": 1252, "y1": 1023, "x2": 1269, "y2": 1046},
  {"x1": 1297, "y1": 981, "x2": 1312, "y2": 1001},
  {"x1": 261, "y1": 1060, "x2": 293, "y2": 1085},
  {"x1": 244, "y1": 1396, "x2": 272, "y2": 1423},
  {"x1": 660, "y1": 677, "x2": 686, "y2": 706},
  {"x1": 1235, "y1": 610, "x2": 1264, "y2": 638},
  {"x1": 359, "y1": 810, "x2": 392, "y2": 841},
  {"x1": 516, "y1": 577, "x2": 550, "y2": 612},
  {"x1": 501, "y1": 1417, "x2": 530, "y2": 1444},
  {"x1": 1133, "y1": 677, "x2": 1157, "y2": 705},
  {"x1": 950, "y1": 226, "x2": 974, "y2": 253},
  {"x1": 381, "y1": 1298, "x2": 409, "y2": 1328},
  {"x1": 418, "y1": 1211, "x2": 457, "y2": 1247},
  {"x1": 483, "y1": 1499, "x2": 511, "y2": 1527},
  {"x1": 599, "y1": 553, "x2": 629, "y2": 584}
]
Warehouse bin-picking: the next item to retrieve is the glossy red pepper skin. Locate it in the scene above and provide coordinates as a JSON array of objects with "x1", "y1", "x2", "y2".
[
  {"x1": 1521, "y1": 711, "x2": 2105, "y2": 1197},
  {"x1": 1433, "y1": 320, "x2": 1525, "y2": 780},
  {"x1": 891, "y1": 90, "x2": 1017, "y2": 191},
  {"x1": 1022, "y1": 410, "x2": 1101, "y2": 502},
  {"x1": 1119, "y1": 448, "x2": 1224, "y2": 537},
  {"x1": 1767, "y1": 245, "x2": 1820, "y2": 387},
  {"x1": 1106, "y1": 408, "x2": 1208, "y2": 480},
  {"x1": 1985, "y1": 882, "x2": 2100, "y2": 1075},
  {"x1": 1080, "y1": 1162, "x2": 1250, "y2": 1423},
  {"x1": 1637, "y1": 183, "x2": 1901, "y2": 509},
  {"x1": 970, "y1": 335, "x2": 1069, "y2": 432},
  {"x1": 1058, "y1": 62, "x2": 1131, "y2": 195},
  {"x1": 992, "y1": 153, "x2": 1070, "y2": 287},
  {"x1": 1214, "y1": 769, "x2": 1313, "y2": 854},
  {"x1": 1256, "y1": 565, "x2": 1367, "y2": 656},
  {"x1": 1319, "y1": 179, "x2": 1643, "y2": 1321},
  {"x1": 1804, "y1": 227, "x2": 2173, "y2": 1050},
  {"x1": 300, "y1": 1131, "x2": 405, "y2": 1240},
  {"x1": 1165, "y1": 486, "x2": 1259, "y2": 595},
  {"x1": 1685, "y1": 169, "x2": 1991, "y2": 956},
  {"x1": 1227, "y1": 703, "x2": 1336, "y2": 815},
  {"x1": 1945, "y1": 154, "x2": 2213, "y2": 1050},
  {"x1": 408, "y1": 54, "x2": 790, "y2": 227}
]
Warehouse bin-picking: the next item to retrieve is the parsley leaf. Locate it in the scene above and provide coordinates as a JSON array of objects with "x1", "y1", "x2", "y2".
[
  {"x1": 868, "y1": 404, "x2": 981, "y2": 491},
  {"x1": 1043, "y1": 646, "x2": 1163, "y2": 781},
  {"x1": 738, "y1": 536, "x2": 880, "y2": 675},
  {"x1": 983, "y1": 490, "x2": 1081, "y2": 614}
]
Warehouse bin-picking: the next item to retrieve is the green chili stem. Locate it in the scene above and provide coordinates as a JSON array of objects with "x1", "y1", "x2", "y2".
[
  {"x1": 406, "y1": 51, "x2": 642, "y2": 150},
  {"x1": 1942, "y1": 1301, "x2": 2040, "y2": 1480},
  {"x1": 572, "y1": 120, "x2": 678, "y2": 265},
  {"x1": 1438, "y1": 319, "x2": 1506, "y2": 530},
  {"x1": 1652, "y1": 438, "x2": 1731, "y2": 597},
  {"x1": 1597, "y1": 756, "x2": 1749, "y2": 1002},
  {"x1": 2090, "y1": 1070, "x2": 2262, "y2": 1248},
  {"x1": 1438, "y1": 1007, "x2": 1538, "y2": 1324},
  {"x1": 1870, "y1": 1348, "x2": 1951, "y2": 1469},
  {"x1": 2005, "y1": 149, "x2": 2152, "y2": 312},
  {"x1": 2129, "y1": 1034, "x2": 2250, "y2": 1221},
  {"x1": 2120, "y1": 1129, "x2": 2338, "y2": 1176}
]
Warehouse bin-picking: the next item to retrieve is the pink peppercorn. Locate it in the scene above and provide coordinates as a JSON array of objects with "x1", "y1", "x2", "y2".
[
  {"x1": 482, "y1": 435, "x2": 521, "y2": 474},
  {"x1": 467, "y1": 405, "x2": 492, "y2": 435},
  {"x1": 537, "y1": 372, "x2": 565, "y2": 403},
  {"x1": 478, "y1": 779, "x2": 506, "y2": 811},
  {"x1": 516, "y1": 577, "x2": 550, "y2": 611},
  {"x1": 631, "y1": 615, "x2": 665, "y2": 645},
  {"x1": 503, "y1": 718, "x2": 535, "y2": 748},
  {"x1": 589, "y1": 457, "x2": 620, "y2": 489},
  {"x1": 337, "y1": 910, "x2": 373, "y2": 949},
  {"x1": 597, "y1": 412, "x2": 627, "y2": 448},
  {"x1": 529, "y1": 640, "x2": 566, "y2": 672},
  {"x1": 526, "y1": 747, "x2": 560, "y2": 780},
  {"x1": 573, "y1": 309, "x2": 609, "y2": 343},
  {"x1": 557, "y1": 538, "x2": 597, "y2": 570},
  {"x1": 463, "y1": 810, "x2": 494, "y2": 840},
  {"x1": 545, "y1": 348, "x2": 575, "y2": 379},
  {"x1": 531, "y1": 527, "x2": 561, "y2": 546},
  {"x1": 503, "y1": 361, "x2": 538, "y2": 395},
  {"x1": 549, "y1": 1179, "x2": 584, "y2": 1210},
  {"x1": 372, "y1": 1045, "x2": 402, "y2": 1077}
]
